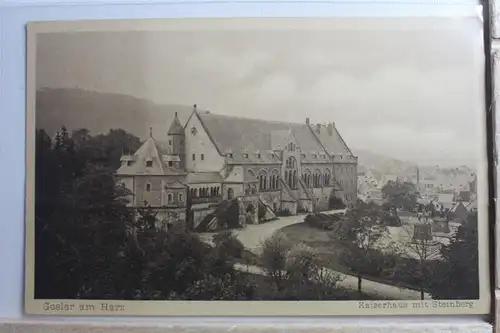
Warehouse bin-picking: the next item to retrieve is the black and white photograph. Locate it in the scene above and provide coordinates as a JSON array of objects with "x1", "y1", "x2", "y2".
[{"x1": 25, "y1": 17, "x2": 490, "y2": 316}]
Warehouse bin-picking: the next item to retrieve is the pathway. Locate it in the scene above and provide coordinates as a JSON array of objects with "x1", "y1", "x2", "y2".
[
  {"x1": 199, "y1": 208, "x2": 346, "y2": 251},
  {"x1": 200, "y1": 208, "x2": 431, "y2": 300},
  {"x1": 233, "y1": 263, "x2": 430, "y2": 300}
]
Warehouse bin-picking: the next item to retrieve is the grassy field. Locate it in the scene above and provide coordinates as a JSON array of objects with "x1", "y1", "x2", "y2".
[
  {"x1": 279, "y1": 223, "x2": 422, "y2": 292},
  {"x1": 240, "y1": 273, "x2": 383, "y2": 300}
]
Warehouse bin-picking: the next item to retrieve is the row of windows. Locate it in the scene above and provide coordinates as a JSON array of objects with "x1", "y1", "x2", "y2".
[
  {"x1": 144, "y1": 184, "x2": 184, "y2": 203},
  {"x1": 190, "y1": 186, "x2": 221, "y2": 198},
  {"x1": 301, "y1": 172, "x2": 332, "y2": 188}
]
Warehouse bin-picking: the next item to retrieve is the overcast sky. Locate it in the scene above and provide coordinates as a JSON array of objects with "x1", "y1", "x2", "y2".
[{"x1": 36, "y1": 18, "x2": 484, "y2": 167}]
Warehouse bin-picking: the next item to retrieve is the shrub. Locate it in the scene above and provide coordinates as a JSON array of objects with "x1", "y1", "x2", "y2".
[
  {"x1": 329, "y1": 196, "x2": 346, "y2": 210},
  {"x1": 212, "y1": 231, "x2": 245, "y2": 259},
  {"x1": 304, "y1": 214, "x2": 339, "y2": 230},
  {"x1": 258, "y1": 233, "x2": 343, "y2": 299},
  {"x1": 276, "y1": 208, "x2": 292, "y2": 217}
]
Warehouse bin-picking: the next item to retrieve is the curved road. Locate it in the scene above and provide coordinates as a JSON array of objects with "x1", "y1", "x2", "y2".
[{"x1": 199, "y1": 209, "x2": 430, "y2": 300}]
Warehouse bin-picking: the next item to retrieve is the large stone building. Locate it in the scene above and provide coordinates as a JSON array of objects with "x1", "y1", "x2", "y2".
[{"x1": 116, "y1": 106, "x2": 358, "y2": 230}]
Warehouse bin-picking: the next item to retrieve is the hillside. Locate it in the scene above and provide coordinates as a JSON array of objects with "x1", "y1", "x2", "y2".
[
  {"x1": 35, "y1": 88, "x2": 471, "y2": 177},
  {"x1": 36, "y1": 88, "x2": 193, "y2": 141},
  {"x1": 352, "y1": 148, "x2": 418, "y2": 177}
]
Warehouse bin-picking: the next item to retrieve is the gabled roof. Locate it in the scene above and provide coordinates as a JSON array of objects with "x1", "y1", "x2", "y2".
[
  {"x1": 187, "y1": 172, "x2": 223, "y2": 184},
  {"x1": 164, "y1": 179, "x2": 187, "y2": 189},
  {"x1": 313, "y1": 123, "x2": 353, "y2": 157},
  {"x1": 195, "y1": 111, "x2": 353, "y2": 164},
  {"x1": 116, "y1": 136, "x2": 185, "y2": 176},
  {"x1": 168, "y1": 112, "x2": 185, "y2": 135}
]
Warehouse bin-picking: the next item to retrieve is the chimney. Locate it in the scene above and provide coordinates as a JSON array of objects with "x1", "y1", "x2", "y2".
[
  {"x1": 306, "y1": 117, "x2": 310, "y2": 126},
  {"x1": 316, "y1": 124, "x2": 321, "y2": 134},
  {"x1": 327, "y1": 122, "x2": 333, "y2": 136}
]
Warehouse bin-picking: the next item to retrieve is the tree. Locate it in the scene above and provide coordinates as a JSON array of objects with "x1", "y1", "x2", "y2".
[
  {"x1": 393, "y1": 221, "x2": 440, "y2": 300},
  {"x1": 212, "y1": 231, "x2": 244, "y2": 259},
  {"x1": 329, "y1": 194, "x2": 346, "y2": 210},
  {"x1": 215, "y1": 199, "x2": 241, "y2": 229},
  {"x1": 75, "y1": 128, "x2": 141, "y2": 170},
  {"x1": 330, "y1": 200, "x2": 388, "y2": 294},
  {"x1": 259, "y1": 232, "x2": 342, "y2": 299},
  {"x1": 259, "y1": 231, "x2": 293, "y2": 292},
  {"x1": 34, "y1": 127, "x2": 133, "y2": 299},
  {"x1": 429, "y1": 212, "x2": 479, "y2": 299},
  {"x1": 381, "y1": 180, "x2": 418, "y2": 211}
]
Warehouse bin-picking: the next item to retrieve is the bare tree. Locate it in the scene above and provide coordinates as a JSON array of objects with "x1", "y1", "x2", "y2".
[
  {"x1": 394, "y1": 223, "x2": 441, "y2": 300},
  {"x1": 259, "y1": 232, "x2": 342, "y2": 298}
]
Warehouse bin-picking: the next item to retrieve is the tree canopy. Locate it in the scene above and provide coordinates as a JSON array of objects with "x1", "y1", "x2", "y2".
[{"x1": 381, "y1": 180, "x2": 419, "y2": 211}]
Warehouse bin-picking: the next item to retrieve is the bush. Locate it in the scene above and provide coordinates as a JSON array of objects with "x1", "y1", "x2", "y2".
[
  {"x1": 258, "y1": 232, "x2": 343, "y2": 299},
  {"x1": 304, "y1": 214, "x2": 339, "y2": 230},
  {"x1": 329, "y1": 195, "x2": 346, "y2": 210},
  {"x1": 276, "y1": 208, "x2": 292, "y2": 217},
  {"x1": 212, "y1": 231, "x2": 245, "y2": 259}
]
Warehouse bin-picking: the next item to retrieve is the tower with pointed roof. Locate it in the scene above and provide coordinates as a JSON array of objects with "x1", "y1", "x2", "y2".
[{"x1": 168, "y1": 111, "x2": 186, "y2": 169}]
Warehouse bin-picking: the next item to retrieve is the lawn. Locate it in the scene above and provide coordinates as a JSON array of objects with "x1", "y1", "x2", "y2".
[
  {"x1": 280, "y1": 223, "x2": 424, "y2": 292},
  {"x1": 240, "y1": 273, "x2": 382, "y2": 301}
]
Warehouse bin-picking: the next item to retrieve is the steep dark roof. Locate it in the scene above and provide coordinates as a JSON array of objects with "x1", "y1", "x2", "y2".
[
  {"x1": 168, "y1": 112, "x2": 185, "y2": 135},
  {"x1": 196, "y1": 111, "x2": 353, "y2": 163},
  {"x1": 116, "y1": 136, "x2": 185, "y2": 176}
]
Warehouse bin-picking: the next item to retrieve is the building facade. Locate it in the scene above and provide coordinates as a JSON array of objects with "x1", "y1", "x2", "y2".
[{"x1": 116, "y1": 106, "x2": 358, "y2": 230}]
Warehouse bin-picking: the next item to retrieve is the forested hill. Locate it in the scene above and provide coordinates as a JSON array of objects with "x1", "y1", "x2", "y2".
[{"x1": 36, "y1": 88, "x2": 193, "y2": 140}]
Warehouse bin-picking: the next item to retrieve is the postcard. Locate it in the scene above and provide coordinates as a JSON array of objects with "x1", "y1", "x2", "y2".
[{"x1": 25, "y1": 17, "x2": 490, "y2": 316}]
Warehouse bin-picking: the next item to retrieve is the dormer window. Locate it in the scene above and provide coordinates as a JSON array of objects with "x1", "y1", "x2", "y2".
[
  {"x1": 243, "y1": 153, "x2": 249, "y2": 158},
  {"x1": 312, "y1": 154, "x2": 317, "y2": 159},
  {"x1": 227, "y1": 153, "x2": 233, "y2": 158},
  {"x1": 301, "y1": 153, "x2": 306, "y2": 158},
  {"x1": 146, "y1": 160, "x2": 153, "y2": 167},
  {"x1": 256, "y1": 153, "x2": 261, "y2": 159}
]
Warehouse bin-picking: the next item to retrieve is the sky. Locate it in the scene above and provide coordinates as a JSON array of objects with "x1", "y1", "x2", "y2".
[{"x1": 35, "y1": 18, "x2": 485, "y2": 167}]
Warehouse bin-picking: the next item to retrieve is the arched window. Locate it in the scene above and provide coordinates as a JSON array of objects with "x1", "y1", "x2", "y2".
[
  {"x1": 216, "y1": 187, "x2": 220, "y2": 196},
  {"x1": 228, "y1": 188, "x2": 234, "y2": 200},
  {"x1": 179, "y1": 193, "x2": 184, "y2": 202},
  {"x1": 324, "y1": 169, "x2": 331, "y2": 186},
  {"x1": 194, "y1": 188, "x2": 198, "y2": 197},
  {"x1": 314, "y1": 170, "x2": 322, "y2": 188},
  {"x1": 259, "y1": 170, "x2": 268, "y2": 191},
  {"x1": 167, "y1": 193, "x2": 173, "y2": 203},
  {"x1": 285, "y1": 156, "x2": 298, "y2": 189},
  {"x1": 270, "y1": 169, "x2": 280, "y2": 190},
  {"x1": 247, "y1": 169, "x2": 256, "y2": 181},
  {"x1": 302, "y1": 169, "x2": 312, "y2": 188}
]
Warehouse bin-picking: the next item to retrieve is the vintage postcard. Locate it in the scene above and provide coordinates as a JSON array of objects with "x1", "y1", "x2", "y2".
[{"x1": 25, "y1": 17, "x2": 490, "y2": 316}]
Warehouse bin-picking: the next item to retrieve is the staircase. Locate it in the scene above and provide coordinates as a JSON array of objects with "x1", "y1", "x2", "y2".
[
  {"x1": 257, "y1": 198, "x2": 277, "y2": 221},
  {"x1": 194, "y1": 213, "x2": 218, "y2": 232},
  {"x1": 297, "y1": 179, "x2": 314, "y2": 213}
]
